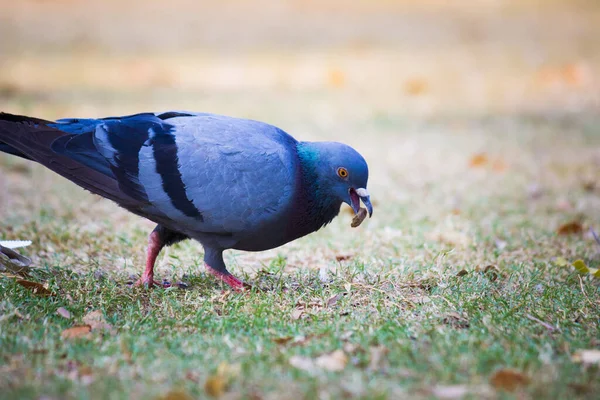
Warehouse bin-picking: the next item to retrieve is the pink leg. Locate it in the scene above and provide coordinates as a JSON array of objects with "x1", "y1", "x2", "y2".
[
  {"x1": 134, "y1": 230, "x2": 167, "y2": 288},
  {"x1": 205, "y1": 263, "x2": 252, "y2": 291}
]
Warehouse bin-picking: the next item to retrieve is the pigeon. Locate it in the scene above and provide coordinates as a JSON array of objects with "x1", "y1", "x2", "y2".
[{"x1": 0, "y1": 111, "x2": 372, "y2": 290}]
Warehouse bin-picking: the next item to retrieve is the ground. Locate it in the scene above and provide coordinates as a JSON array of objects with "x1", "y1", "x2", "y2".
[{"x1": 0, "y1": 1, "x2": 599, "y2": 399}]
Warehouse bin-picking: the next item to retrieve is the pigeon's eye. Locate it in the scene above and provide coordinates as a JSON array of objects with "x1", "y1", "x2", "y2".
[{"x1": 337, "y1": 167, "x2": 349, "y2": 178}]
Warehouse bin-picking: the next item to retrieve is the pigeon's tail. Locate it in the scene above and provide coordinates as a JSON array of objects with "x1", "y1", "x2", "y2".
[
  {"x1": 0, "y1": 113, "x2": 53, "y2": 160},
  {"x1": 0, "y1": 112, "x2": 142, "y2": 210}
]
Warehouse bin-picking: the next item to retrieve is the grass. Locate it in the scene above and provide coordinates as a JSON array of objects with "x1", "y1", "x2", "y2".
[
  {"x1": 1, "y1": 111, "x2": 600, "y2": 399},
  {"x1": 1, "y1": 1, "x2": 600, "y2": 398},
  {"x1": 1, "y1": 254, "x2": 598, "y2": 399}
]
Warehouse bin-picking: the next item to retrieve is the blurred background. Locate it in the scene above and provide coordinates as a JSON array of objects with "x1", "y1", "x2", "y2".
[
  {"x1": 1, "y1": 0, "x2": 598, "y2": 117},
  {"x1": 1, "y1": 0, "x2": 599, "y2": 274}
]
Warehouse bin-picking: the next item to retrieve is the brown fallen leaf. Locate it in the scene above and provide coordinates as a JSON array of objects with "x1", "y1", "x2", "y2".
[
  {"x1": 456, "y1": 269, "x2": 468, "y2": 277},
  {"x1": 161, "y1": 390, "x2": 195, "y2": 400},
  {"x1": 489, "y1": 368, "x2": 530, "y2": 392},
  {"x1": 557, "y1": 221, "x2": 583, "y2": 235},
  {"x1": 335, "y1": 254, "x2": 353, "y2": 262},
  {"x1": 482, "y1": 265, "x2": 500, "y2": 282},
  {"x1": 582, "y1": 180, "x2": 596, "y2": 192},
  {"x1": 351, "y1": 208, "x2": 368, "y2": 228},
  {"x1": 204, "y1": 375, "x2": 226, "y2": 398},
  {"x1": 16, "y1": 279, "x2": 54, "y2": 296},
  {"x1": 61, "y1": 325, "x2": 92, "y2": 339},
  {"x1": 572, "y1": 349, "x2": 600, "y2": 365},
  {"x1": 327, "y1": 68, "x2": 345, "y2": 88},
  {"x1": 469, "y1": 153, "x2": 488, "y2": 168},
  {"x1": 326, "y1": 293, "x2": 345, "y2": 308},
  {"x1": 82, "y1": 310, "x2": 112, "y2": 332},
  {"x1": 274, "y1": 335, "x2": 316, "y2": 346},
  {"x1": 273, "y1": 336, "x2": 294, "y2": 345},
  {"x1": 291, "y1": 308, "x2": 304, "y2": 320},
  {"x1": 56, "y1": 307, "x2": 71, "y2": 319},
  {"x1": 315, "y1": 350, "x2": 348, "y2": 372},
  {"x1": 204, "y1": 362, "x2": 237, "y2": 398},
  {"x1": 404, "y1": 78, "x2": 429, "y2": 96}
]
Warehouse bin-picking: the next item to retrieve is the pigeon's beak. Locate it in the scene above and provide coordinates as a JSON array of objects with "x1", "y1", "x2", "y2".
[{"x1": 349, "y1": 188, "x2": 373, "y2": 217}]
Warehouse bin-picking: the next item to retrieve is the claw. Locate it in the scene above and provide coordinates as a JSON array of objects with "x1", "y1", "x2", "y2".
[
  {"x1": 133, "y1": 275, "x2": 170, "y2": 288},
  {"x1": 205, "y1": 264, "x2": 252, "y2": 291}
]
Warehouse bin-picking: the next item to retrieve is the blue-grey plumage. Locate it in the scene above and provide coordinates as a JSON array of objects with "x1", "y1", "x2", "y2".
[{"x1": 0, "y1": 111, "x2": 372, "y2": 290}]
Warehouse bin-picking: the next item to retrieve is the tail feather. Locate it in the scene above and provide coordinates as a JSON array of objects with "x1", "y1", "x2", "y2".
[
  {"x1": 0, "y1": 112, "x2": 143, "y2": 211},
  {"x1": 0, "y1": 142, "x2": 32, "y2": 160},
  {"x1": 0, "y1": 113, "x2": 52, "y2": 160}
]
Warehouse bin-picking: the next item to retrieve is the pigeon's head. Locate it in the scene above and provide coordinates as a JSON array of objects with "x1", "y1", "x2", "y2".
[{"x1": 306, "y1": 142, "x2": 373, "y2": 217}]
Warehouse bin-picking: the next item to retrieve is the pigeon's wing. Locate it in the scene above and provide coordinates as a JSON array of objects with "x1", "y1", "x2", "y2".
[
  {"x1": 0, "y1": 112, "x2": 153, "y2": 215},
  {"x1": 152, "y1": 114, "x2": 299, "y2": 234},
  {"x1": 0, "y1": 112, "x2": 299, "y2": 234}
]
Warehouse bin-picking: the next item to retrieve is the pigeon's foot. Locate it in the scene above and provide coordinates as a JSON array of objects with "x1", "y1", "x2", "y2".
[
  {"x1": 131, "y1": 228, "x2": 172, "y2": 289},
  {"x1": 205, "y1": 264, "x2": 252, "y2": 291},
  {"x1": 133, "y1": 274, "x2": 171, "y2": 288}
]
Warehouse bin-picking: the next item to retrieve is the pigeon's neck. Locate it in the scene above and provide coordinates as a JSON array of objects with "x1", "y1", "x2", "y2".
[{"x1": 292, "y1": 142, "x2": 341, "y2": 235}]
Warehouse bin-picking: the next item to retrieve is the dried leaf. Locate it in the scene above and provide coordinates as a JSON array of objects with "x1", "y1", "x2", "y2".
[
  {"x1": 326, "y1": 293, "x2": 345, "y2": 308},
  {"x1": 16, "y1": 279, "x2": 53, "y2": 296},
  {"x1": 291, "y1": 308, "x2": 304, "y2": 320},
  {"x1": 404, "y1": 78, "x2": 429, "y2": 96},
  {"x1": 335, "y1": 254, "x2": 353, "y2": 262},
  {"x1": 489, "y1": 369, "x2": 530, "y2": 392},
  {"x1": 572, "y1": 259, "x2": 590, "y2": 274},
  {"x1": 82, "y1": 310, "x2": 112, "y2": 331},
  {"x1": 557, "y1": 221, "x2": 583, "y2": 235},
  {"x1": 204, "y1": 375, "x2": 226, "y2": 398},
  {"x1": 469, "y1": 153, "x2": 488, "y2": 168},
  {"x1": 572, "y1": 260, "x2": 600, "y2": 278},
  {"x1": 56, "y1": 307, "x2": 71, "y2": 319},
  {"x1": 351, "y1": 207, "x2": 368, "y2": 228},
  {"x1": 61, "y1": 325, "x2": 92, "y2": 339},
  {"x1": 161, "y1": 390, "x2": 194, "y2": 400},
  {"x1": 582, "y1": 180, "x2": 596, "y2": 192},
  {"x1": 572, "y1": 349, "x2": 600, "y2": 365},
  {"x1": 204, "y1": 362, "x2": 236, "y2": 398},
  {"x1": 483, "y1": 265, "x2": 500, "y2": 281},
  {"x1": 327, "y1": 68, "x2": 345, "y2": 88},
  {"x1": 315, "y1": 350, "x2": 348, "y2": 372},
  {"x1": 273, "y1": 336, "x2": 294, "y2": 345}
]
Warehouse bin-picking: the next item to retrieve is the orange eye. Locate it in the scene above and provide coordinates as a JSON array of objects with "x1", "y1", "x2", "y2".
[{"x1": 337, "y1": 167, "x2": 349, "y2": 178}]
